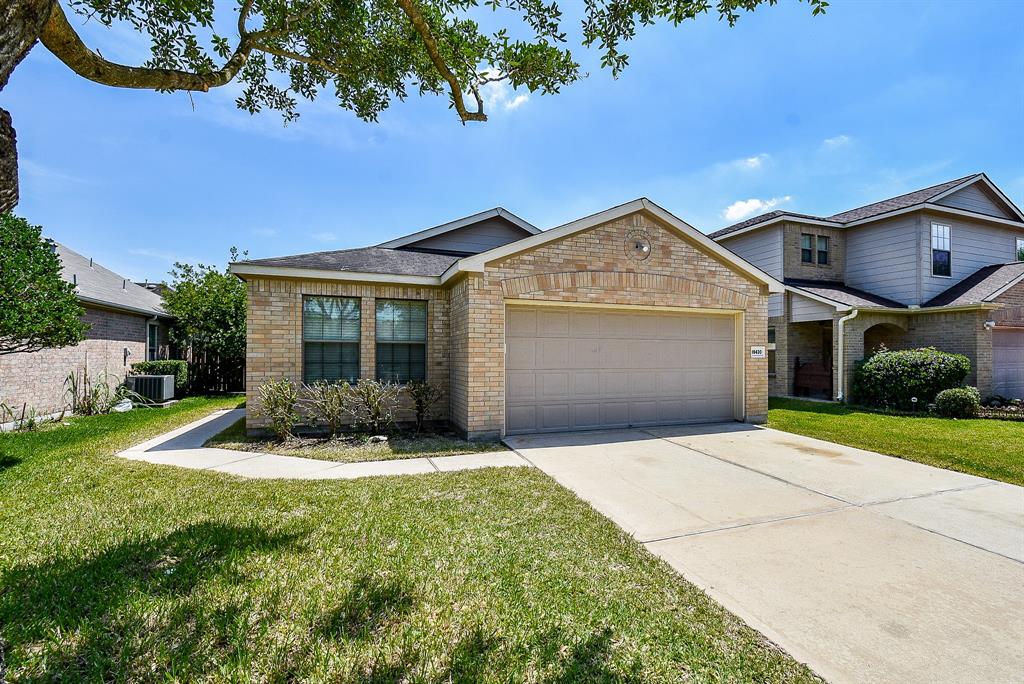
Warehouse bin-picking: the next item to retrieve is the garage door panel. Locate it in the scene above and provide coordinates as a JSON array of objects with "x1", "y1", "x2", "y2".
[
  {"x1": 506, "y1": 339, "x2": 536, "y2": 369},
  {"x1": 993, "y1": 330, "x2": 1024, "y2": 399},
  {"x1": 507, "y1": 308, "x2": 537, "y2": 337},
  {"x1": 506, "y1": 305, "x2": 738, "y2": 434}
]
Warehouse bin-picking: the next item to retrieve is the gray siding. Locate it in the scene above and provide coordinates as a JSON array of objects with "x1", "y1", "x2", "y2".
[
  {"x1": 401, "y1": 217, "x2": 530, "y2": 255},
  {"x1": 790, "y1": 292, "x2": 834, "y2": 322},
  {"x1": 845, "y1": 214, "x2": 920, "y2": 305},
  {"x1": 935, "y1": 184, "x2": 1016, "y2": 220},
  {"x1": 920, "y1": 212, "x2": 1024, "y2": 303},
  {"x1": 720, "y1": 225, "x2": 783, "y2": 278}
]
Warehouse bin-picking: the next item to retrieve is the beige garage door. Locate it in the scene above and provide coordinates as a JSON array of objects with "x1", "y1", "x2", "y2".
[
  {"x1": 505, "y1": 305, "x2": 737, "y2": 434},
  {"x1": 993, "y1": 329, "x2": 1024, "y2": 399}
]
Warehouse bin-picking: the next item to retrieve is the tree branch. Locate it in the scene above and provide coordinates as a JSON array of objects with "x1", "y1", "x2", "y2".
[
  {"x1": 254, "y1": 42, "x2": 352, "y2": 77},
  {"x1": 40, "y1": 1, "x2": 253, "y2": 92},
  {"x1": 393, "y1": 0, "x2": 486, "y2": 122}
]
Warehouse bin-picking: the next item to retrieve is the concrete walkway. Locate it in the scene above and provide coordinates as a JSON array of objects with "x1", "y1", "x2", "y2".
[
  {"x1": 119, "y1": 409, "x2": 528, "y2": 479},
  {"x1": 506, "y1": 423, "x2": 1024, "y2": 684}
]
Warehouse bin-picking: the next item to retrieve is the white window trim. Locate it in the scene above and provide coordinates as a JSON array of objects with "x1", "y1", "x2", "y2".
[
  {"x1": 930, "y1": 222, "x2": 953, "y2": 278},
  {"x1": 767, "y1": 326, "x2": 777, "y2": 377},
  {"x1": 147, "y1": 322, "x2": 160, "y2": 361},
  {"x1": 1016, "y1": 237, "x2": 1024, "y2": 261}
]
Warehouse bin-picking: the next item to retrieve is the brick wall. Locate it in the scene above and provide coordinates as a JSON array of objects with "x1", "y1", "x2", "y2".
[
  {"x1": 244, "y1": 278, "x2": 450, "y2": 430},
  {"x1": 452, "y1": 210, "x2": 769, "y2": 439},
  {"x1": 783, "y1": 222, "x2": 845, "y2": 282},
  {"x1": 0, "y1": 305, "x2": 147, "y2": 417}
]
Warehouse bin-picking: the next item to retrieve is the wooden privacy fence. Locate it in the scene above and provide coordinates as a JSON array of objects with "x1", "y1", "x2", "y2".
[{"x1": 187, "y1": 349, "x2": 245, "y2": 394}]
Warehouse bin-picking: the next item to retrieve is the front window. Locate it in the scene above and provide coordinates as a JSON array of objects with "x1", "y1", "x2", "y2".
[
  {"x1": 931, "y1": 223, "x2": 951, "y2": 277},
  {"x1": 767, "y1": 326, "x2": 777, "y2": 377},
  {"x1": 376, "y1": 299, "x2": 427, "y2": 383},
  {"x1": 147, "y1": 323, "x2": 159, "y2": 361},
  {"x1": 303, "y1": 296, "x2": 360, "y2": 383},
  {"x1": 801, "y1": 234, "x2": 814, "y2": 263},
  {"x1": 817, "y1": 236, "x2": 829, "y2": 265},
  {"x1": 1016, "y1": 237, "x2": 1024, "y2": 262}
]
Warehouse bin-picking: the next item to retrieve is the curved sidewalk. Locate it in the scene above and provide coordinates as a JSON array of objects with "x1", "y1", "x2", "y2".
[{"x1": 118, "y1": 408, "x2": 529, "y2": 479}]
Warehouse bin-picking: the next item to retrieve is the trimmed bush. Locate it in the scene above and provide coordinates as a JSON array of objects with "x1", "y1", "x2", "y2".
[
  {"x1": 131, "y1": 360, "x2": 188, "y2": 393},
  {"x1": 255, "y1": 379, "x2": 300, "y2": 441},
  {"x1": 851, "y1": 347, "x2": 970, "y2": 411},
  {"x1": 935, "y1": 386, "x2": 981, "y2": 419}
]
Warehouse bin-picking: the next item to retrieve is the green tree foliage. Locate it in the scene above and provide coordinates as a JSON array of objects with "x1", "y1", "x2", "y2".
[
  {"x1": 1, "y1": 0, "x2": 827, "y2": 212},
  {"x1": 0, "y1": 212, "x2": 87, "y2": 356},
  {"x1": 162, "y1": 248, "x2": 247, "y2": 382}
]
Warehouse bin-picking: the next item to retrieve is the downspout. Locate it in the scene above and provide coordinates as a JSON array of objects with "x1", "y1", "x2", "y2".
[{"x1": 835, "y1": 308, "x2": 859, "y2": 402}]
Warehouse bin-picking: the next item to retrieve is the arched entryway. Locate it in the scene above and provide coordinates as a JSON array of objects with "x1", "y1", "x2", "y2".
[{"x1": 863, "y1": 322, "x2": 908, "y2": 357}]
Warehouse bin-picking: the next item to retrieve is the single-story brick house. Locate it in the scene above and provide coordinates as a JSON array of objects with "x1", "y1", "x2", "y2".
[
  {"x1": 231, "y1": 201, "x2": 783, "y2": 439},
  {"x1": 0, "y1": 242, "x2": 173, "y2": 420}
]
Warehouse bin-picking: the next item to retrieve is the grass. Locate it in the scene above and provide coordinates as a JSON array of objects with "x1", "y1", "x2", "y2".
[
  {"x1": 0, "y1": 397, "x2": 821, "y2": 682},
  {"x1": 206, "y1": 418, "x2": 505, "y2": 463},
  {"x1": 768, "y1": 397, "x2": 1024, "y2": 486}
]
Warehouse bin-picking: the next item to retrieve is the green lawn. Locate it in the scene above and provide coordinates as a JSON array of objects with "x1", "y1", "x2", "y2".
[
  {"x1": 1, "y1": 398, "x2": 819, "y2": 682},
  {"x1": 206, "y1": 417, "x2": 505, "y2": 463},
  {"x1": 769, "y1": 397, "x2": 1024, "y2": 486}
]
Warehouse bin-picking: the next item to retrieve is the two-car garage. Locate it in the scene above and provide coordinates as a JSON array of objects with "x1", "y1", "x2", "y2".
[{"x1": 505, "y1": 305, "x2": 740, "y2": 434}]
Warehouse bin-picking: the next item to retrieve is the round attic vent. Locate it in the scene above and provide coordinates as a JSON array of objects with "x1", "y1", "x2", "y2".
[{"x1": 624, "y1": 229, "x2": 652, "y2": 261}]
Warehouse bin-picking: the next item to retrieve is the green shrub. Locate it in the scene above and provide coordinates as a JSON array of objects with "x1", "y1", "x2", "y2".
[
  {"x1": 301, "y1": 381, "x2": 354, "y2": 436},
  {"x1": 405, "y1": 380, "x2": 444, "y2": 435},
  {"x1": 131, "y1": 360, "x2": 188, "y2": 393},
  {"x1": 255, "y1": 379, "x2": 300, "y2": 441},
  {"x1": 934, "y1": 386, "x2": 981, "y2": 418},
  {"x1": 349, "y1": 379, "x2": 401, "y2": 434},
  {"x1": 851, "y1": 347, "x2": 970, "y2": 411}
]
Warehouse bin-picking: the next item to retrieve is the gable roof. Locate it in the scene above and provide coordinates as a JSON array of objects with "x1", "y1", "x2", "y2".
[
  {"x1": 710, "y1": 173, "x2": 1023, "y2": 240},
  {"x1": 923, "y1": 262, "x2": 1024, "y2": 308},
  {"x1": 376, "y1": 207, "x2": 538, "y2": 250},
  {"x1": 443, "y1": 198, "x2": 784, "y2": 292},
  {"x1": 57, "y1": 242, "x2": 168, "y2": 317}
]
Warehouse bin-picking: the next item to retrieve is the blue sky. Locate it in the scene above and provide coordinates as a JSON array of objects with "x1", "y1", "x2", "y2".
[{"x1": 7, "y1": 0, "x2": 1024, "y2": 282}]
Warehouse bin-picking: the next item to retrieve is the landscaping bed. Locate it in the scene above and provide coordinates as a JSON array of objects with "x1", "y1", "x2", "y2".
[
  {"x1": 205, "y1": 417, "x2": 506, "y2": 463},
  {"x1": 0, "y1": 397, "x2": 820, "y2": 682},
  {"x1": 768, "y1": 397, "x2": 1024, "y2": 486}
]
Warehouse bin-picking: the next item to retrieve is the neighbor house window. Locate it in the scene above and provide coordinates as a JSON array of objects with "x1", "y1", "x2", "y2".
[
  {"x1": 931, "y1": 223, "x2": 951, "y2": 276},
  {"x1": 801, "y1": 234, "x2": 814, "y2": 263},
  {"x1": 817, "y1": 236, "x2": 829, "y2": 265},
  {"x1": 1016, "y1": 237, "x2": 1024, "y2": 262},
  {"x1": 767, "y1": 326, "x2": 777, "y2": 377},
  {"x1": 376, "y1": 299, "x2": 426, "y2": 383},
  {"x1": 147, "y1": 323, "x2": 160, "y2": 361},
  {"x1": 303, "y1": 296, "x2": 360, "y2": 383}
]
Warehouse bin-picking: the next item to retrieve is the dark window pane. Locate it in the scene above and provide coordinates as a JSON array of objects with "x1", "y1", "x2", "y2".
[
  {"x1": 932, "y1": 250, "x2": 951, "y2": 277},
  {"x1": 376, "y1": 342, "x2": 426, "y2": 383},
  {"x1": 303, "y1": 296, "x2": 360, "y2": 342},
  {"x1": 304, "y1": 342, "x2": 359, "y2": 383},
  {"x1": 376, "y1": 299, "x2": 427, "y2": 342}
]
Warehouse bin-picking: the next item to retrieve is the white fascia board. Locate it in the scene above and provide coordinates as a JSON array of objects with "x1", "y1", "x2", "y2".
[
  {"x1": 229, "y1": 263, "x2": 441, "y2": 286},
  {"x1": 844, "y1": 202, "x2": 1024, "y2": 230},
  {"x1": 984, "y1": 270, "x2": 1024, "y2": 302},
  {"x1": 784, "y1": 285, "x2": 849, "y2": 311},
  {"x1": 928, "y1": 174, "x2": 1024, "y2": 223},
  {"x1": 443, "y1": 198, "x2": 786, "y2": 293},
  {"x1": 712, "y1": 215, "x2": 842, "y2": 241},
  {"x1": 376, "y1": 207, "x2": 539, "y2": 249}
]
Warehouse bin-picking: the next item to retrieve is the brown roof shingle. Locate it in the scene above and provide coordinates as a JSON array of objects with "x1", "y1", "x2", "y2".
[
  {"x1": 240, "y1": 247, "x2": 459, "y2": 277},
  {"x1": 923, "y1": 262, "x2": 1024, "y2": 307}
]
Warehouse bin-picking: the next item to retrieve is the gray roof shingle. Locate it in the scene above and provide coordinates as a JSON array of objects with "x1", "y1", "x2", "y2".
[
  {"x1": 711, "y1": 173, "x2": 985, "y2": 239},
  {"x1": 57, "y1": 243, "x2": 168, "y2": 317},
  {"x1": 923, "y1": 262, "x2": 1024, "y2": 308},
  {"x1": 785, "y1": 279, "x2": 908, "y2": 309},
  {"x1": 241, "y1": 247, "x2": 459, "y2": 277}
]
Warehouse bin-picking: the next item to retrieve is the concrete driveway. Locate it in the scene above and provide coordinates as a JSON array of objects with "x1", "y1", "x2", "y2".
[{"x1": 505, "y1": 424, "x2": 1024, "y2": 684}]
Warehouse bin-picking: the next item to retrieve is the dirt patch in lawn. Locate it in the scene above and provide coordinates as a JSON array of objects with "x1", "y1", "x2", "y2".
[{"x1": 205, "y1": 418, "x2": 506, "y2": 464}]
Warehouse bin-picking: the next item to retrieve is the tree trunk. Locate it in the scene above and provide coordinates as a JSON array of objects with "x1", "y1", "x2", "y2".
[{"x1": 1, "y1": 0, "x2": 54, "y2": 213}]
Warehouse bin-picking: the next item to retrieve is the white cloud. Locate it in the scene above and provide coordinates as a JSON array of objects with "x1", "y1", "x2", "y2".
[
  {"x1": 311, "y1": 231, "x2": 337, "y2": 243},
  {"x1": 253, "y1": 227, "x2": 278, "y2": 237},
  {"x1": 505, "y1": 94, "x2": 530, "y2": 111},
  {"x1": 735, "y1": 153, "x2": 770, "y2": 170},
  {"x1": 20, "y1": 159, "x2": 98, "y2": 186},
  {"x1": 822, "y1": 134, "x2": 852, "y2": 149},
  {"x1": 721, "y1": 195, "x2": 792, "y2": 222},
  {"x1": 480, "y1": 78, "x2": 529, "y2": 113}
]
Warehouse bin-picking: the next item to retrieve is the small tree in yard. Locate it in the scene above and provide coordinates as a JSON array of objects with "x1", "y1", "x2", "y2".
[
  {"x1": 405, "y1": 380, "x2": 443, "y2": 435},
  {"x1": 0, "y1": 213, "x2": 87, "y2": 356},
  {"x1": 162, "y1": 248, "x2": 247, "y2": 393}
]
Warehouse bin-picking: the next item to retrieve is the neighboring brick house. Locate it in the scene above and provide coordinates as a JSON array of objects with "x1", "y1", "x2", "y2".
[
  {"x1": 232, "y1": 203, "x2": 782, "y2": 439},
  {"x1": 0, "y1": 243, "x2": 173, "y2": 419},
  {"x1": 712, "y1": 173, "x2": 1024, "y2": 401}
]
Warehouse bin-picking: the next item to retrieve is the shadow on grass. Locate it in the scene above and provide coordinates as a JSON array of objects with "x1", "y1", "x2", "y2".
[
  {"x1": 0, "y1": 453, "x2": 21, "y2": 471},
  {"x1": 0, "y1": 521, "x2": 302, "y2": 681},
  {"x1": 319, "y1": 574, "x2": 416, "y2": 641},
  {"x1": 769, "y1": 397, "x2": 857, "y2": 416}
]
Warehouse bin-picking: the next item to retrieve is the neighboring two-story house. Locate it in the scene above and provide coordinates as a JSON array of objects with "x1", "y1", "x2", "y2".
[{"x1": 712, "y1": 173, "x2": 1024, "y2": 401}]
